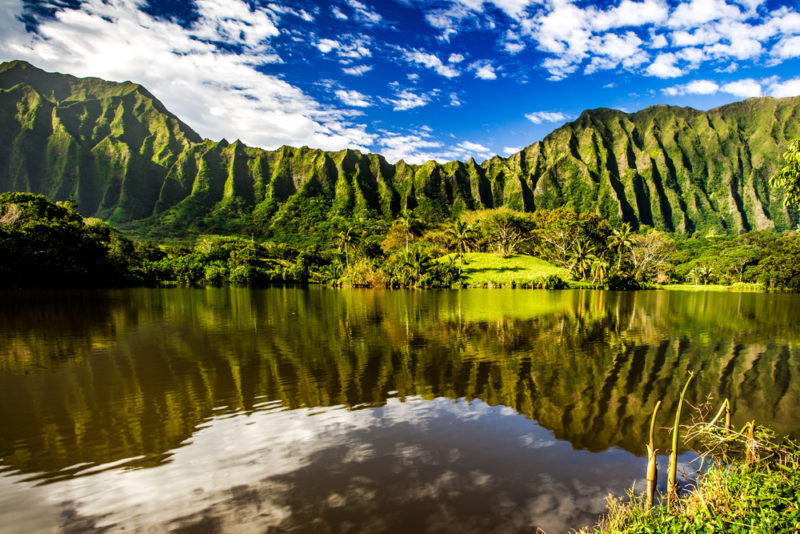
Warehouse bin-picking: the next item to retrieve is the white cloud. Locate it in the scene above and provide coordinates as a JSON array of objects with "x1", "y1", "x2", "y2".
[
  {"x1": 448, "y1": 53, "x2": 465, "y2": 63},
  {"x1": 525, "y1": 111, "x2": 571, "y2": 124},
  {"x1": 588, "y1": 0, "x2": 669, "y2": 31},
  {"x1": 705, "y1": 38, "x2": 762, "y2": 60},
  {"x1": 504, "y1": 41, "x2": 525, "y2": 54},
  {"x1": 662, "y1": 77, "x2": 765, "y2": 98},
  {"x1": 378, "y1": 133, "x2": 445, "y2": 163},
  {"x1": 335, "y1": 89, "x2": 371, "y2": 107},
  {"x1": 403, "y1": 49, "x2": 460, "y2": 78},
  {"x1": 721, "y1": 79, "x2": 762, "y2": 97},
  {"x1": 317, "y1": 38, "x2": 339, "y2": 54},
  {"x1": 669, "y1": 0, "x2": 742, "y2": 29},
  {"x1": 455, "y1": 141, "x2": 493, "y2": 160},
  {"x1": 473, "y1": 62, "x2": 497, "y2": 80},
  {"x1": 769, "y1": 78, "x2": 800, "y2": 98},
  {"x1": 646, "y1": 52, "x2": 684, "y2": 78},
  {"x1": 331, "y1": 5, "x2": 348, "y2": 20},
  {"x1": 342, "y1": 64, "x2": 372, "y2": 76},
  {"x1": 0, "y1": 0, "x2": 374, "y2": 152},
  {"x1": 503, "y1": 146, "x2": 522, "y2": 155},
  {"x1": 662, "y1": 79, "x2": 720, "y2": 95},
  {"x1": 772, "y1": 36, "x2": 800, "y2": 59},
  {"x1": 417, "y1": 0, "x2": 800, "y2": 83},
  {"x1": 345, "y1": 0, "x2": 382, "y2": 25},
  {"x1": 390, "y1": 89, "x2": 429, "y2": 111},
  {"x1": 448, "y1": 92, "x2": 463, "y2": 107}
]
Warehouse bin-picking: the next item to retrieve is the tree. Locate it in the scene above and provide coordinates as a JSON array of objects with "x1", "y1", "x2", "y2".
[
  {"x1": 569, "y1": 239, "x2": 595, "y2": 280},
  {"x1": 590, "y1": 256, "x2": 610, "y2": 285},
  {"x1": 397, "y1": 210, "x2": 420, "y2": 254},
  {"x1": 336, "y1": 226, "x2": 358, "y2": 268},
  {"x1": 483, "y1": 210, "x2": 533, "y2": 257},
  {"x1": 770, "y1": 138, "x2": 800, "y2": 207},
  {"x1": 629, "y1": 231, "x2": 676, "y2": 282},
  {"x1": 446, "y1": 219, "x2": 474, "y2": 274},
  {"x1": 608, "y1": 222, "x2": 633, "y2": 271}
]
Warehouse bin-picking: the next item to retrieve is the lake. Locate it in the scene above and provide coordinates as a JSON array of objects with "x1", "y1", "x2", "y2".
[{"x1": 1, "y1": 288, "x2": 798, "y2": 533}]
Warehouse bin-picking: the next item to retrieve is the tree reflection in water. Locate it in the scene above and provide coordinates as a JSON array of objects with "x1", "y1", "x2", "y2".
[{"x1": 0, "y1": 288, "x2": 798, "y2": 532}]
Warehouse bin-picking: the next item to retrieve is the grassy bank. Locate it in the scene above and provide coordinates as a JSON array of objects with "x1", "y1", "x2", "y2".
[
  {"x1": 447, "y1": 252, "x2": 572, "y2": 288},
  {"x1": 582, "y1": 421, "x2": 800, "y2": 533},
  {"x1": 659, "y1": 283, "x2": 767, "y2": 292}
]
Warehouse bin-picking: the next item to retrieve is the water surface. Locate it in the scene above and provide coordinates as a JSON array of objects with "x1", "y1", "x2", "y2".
[{"x1": 1, "y1": 288, "x2": 798, "y2": 533}]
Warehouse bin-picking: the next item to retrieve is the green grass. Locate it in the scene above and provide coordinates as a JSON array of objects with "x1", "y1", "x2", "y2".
[
  {"x1": 660, "y1": 283, "x2": 766, "y2": 293},
  {"x1": 445, "y1": 252, "x2": 571, "y2": 288},
  {"x1": 583, "y1": 421, "x2": 800, "y2": 533}
]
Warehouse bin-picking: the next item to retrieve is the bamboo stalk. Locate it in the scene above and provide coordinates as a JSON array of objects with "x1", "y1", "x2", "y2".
[
  {"x1": 646, "y1": 400, "x2": 662, "y2": 509},
  {"x1": 667, "y1": 371, "x2": 695, "y2": 507}
]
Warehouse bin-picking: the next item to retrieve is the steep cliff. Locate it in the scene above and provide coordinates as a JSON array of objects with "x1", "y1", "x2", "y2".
[{"x1": 1, "y1": 60, "x2": 797, "y2": 235}]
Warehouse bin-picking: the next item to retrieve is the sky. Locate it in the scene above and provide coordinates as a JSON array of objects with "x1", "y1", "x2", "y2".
[{"x1": 1, "y1": 0, "x2": 799, "y2": 164}]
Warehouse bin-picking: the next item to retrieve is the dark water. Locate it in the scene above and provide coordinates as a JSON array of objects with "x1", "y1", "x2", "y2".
[{"x1": 0, "y1": 288, "x2": 798, "y2": 533}]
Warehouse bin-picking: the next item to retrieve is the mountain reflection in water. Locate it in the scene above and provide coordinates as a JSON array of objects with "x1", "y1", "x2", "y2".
[{"x1": 0, "y1": 288, "x2": 798, "y2": 532}]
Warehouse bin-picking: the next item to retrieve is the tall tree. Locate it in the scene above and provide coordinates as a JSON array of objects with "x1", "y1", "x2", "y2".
[
  {"x1": 446, "y1": 219, "x2": 474, "y2": 275},
  {"x1": 608, "y1": 222, "x2": 633, "y2": 271},
  {"x1": 570, "y1": 239, "x2": 595, "y2": 280},
  {"x1": 336, "y1": 226, "x2": 358, "y2": 268},
  {"x1": 771, "y1": 138, "x2": 800, "y2": 207}
]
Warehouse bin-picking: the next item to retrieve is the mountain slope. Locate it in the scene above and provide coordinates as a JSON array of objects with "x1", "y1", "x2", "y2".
[{"x1": 0, "y1": 60, "x2": 797, "y2": 235}]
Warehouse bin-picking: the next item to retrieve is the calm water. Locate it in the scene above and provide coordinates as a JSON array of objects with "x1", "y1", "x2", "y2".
[{"x1": 1, "y1": 288, "x2": 799, "y2": 533}]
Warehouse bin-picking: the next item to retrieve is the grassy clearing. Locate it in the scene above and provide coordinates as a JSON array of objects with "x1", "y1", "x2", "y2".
[{"x1": 445, "y1": 252, "x2": 571, "y2": 288}]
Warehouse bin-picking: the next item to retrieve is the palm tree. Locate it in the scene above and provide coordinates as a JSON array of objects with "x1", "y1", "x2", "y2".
[
  {"x1": 590, "y1": 256, "x2": 610, "y2": 285},
  {"x1": 397, "y1": 210, "x2": 419, "y2": 254},
  {"x1": 446, "y1": 219, "x2": 474, "y2": 275},
  {"x1": 570, "y1": 239, "x2": 595, "y2": 280},
  {"x1": 336, "y1": 226, "x2": 358, "y2": 268},
  {"x1": 608, "y1": 222, "x2": 634, "y2": 271}
]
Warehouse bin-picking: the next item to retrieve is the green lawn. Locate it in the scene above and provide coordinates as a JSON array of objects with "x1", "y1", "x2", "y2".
[{"x1": 444, "y1": 252, "x2": 572, "y2": 288}]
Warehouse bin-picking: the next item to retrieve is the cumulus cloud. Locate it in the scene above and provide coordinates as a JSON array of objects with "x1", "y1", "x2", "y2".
[
  {"x1": 331, "y1": 5, "x2": 348, "y2": 20},
  {"x1": 772, "y1": 36, "x2": 800, "y2": 59},
  {"x1": 646, "y1": 52, "x2": 684, "y2": 78},
  {"x1": 663, "y1": 77, "x2": 765, "y2": 98},
  {"x1": 390, "y1": 89, "x2": 430, "y2": 111},
  {"x1": 345, "y1": 0, "x2": 382, "y2": 25},
  {"x1": 0, "y1": 0, "x2": 374, "y2": 152},
  {"x1": 769, "y1": 78, "x2": 800, "y2": 98},
  {"x1": 503, "y1": 146, "x2": 522, "y2": 155},
  {"x1": 342, "y1": 64, "x2": 372, "y2": 76},
  {"x1": 402, "y1": 49, "x2": 460, "y2": 78},
  {"x1": 472, "y1": 62, "x2": 498, "y2": 80},
  {"x1": 448, "y1": 92, "x2": 463, "y2": 107},
  {"x1": 335, "y1": 89, "x2": 371, "y2": 107},
  {"x1": 448, "y1": 53, "x2": 465, "y2": 63},
  {"x1": 662, "y1": 79, "x2": 720, "y2": 95},
  {"x1": 417, "y1": 0, "x2": 800, "y2": 84},
  {"x1": 377, "y1": 131, "x2": 496, "y2": 164},
  {"x1": 721, "y1": 78, "x2": 762, "y2": 97},
  {"x1": 378, "y1": 133, "x2": 445, "y2": 163},
  {"x1": 455, "y1": 141, "x2": 494, "y2": 160},
  {"x1": 525, "y1": 111, "x2": 572, "y2": 124}
]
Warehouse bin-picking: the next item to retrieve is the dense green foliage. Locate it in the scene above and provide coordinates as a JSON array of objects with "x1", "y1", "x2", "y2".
[
  {"x1": 1, "y1": 60, "x2": 798, "y2": 238},
  {"x1": 3, "y1": 192, "x2": 800, "y2": 290},
  {"x1": 771, "y1": 138, "x2": 800, "y2": 208}
]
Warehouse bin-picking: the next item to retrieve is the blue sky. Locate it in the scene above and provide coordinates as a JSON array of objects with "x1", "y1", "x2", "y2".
[{"x1": 1, "y1": 0, "x2": 799, "y2": 163}]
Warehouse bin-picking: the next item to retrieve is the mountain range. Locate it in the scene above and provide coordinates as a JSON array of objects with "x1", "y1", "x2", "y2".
[{"x1": 0, "y1": 60, "x2": 798, "y2": 236}]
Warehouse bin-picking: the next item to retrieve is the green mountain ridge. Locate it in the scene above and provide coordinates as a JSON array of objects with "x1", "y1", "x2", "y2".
[{"x1": 1, "y1": 60, "x2": 798, "y2": 236}]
